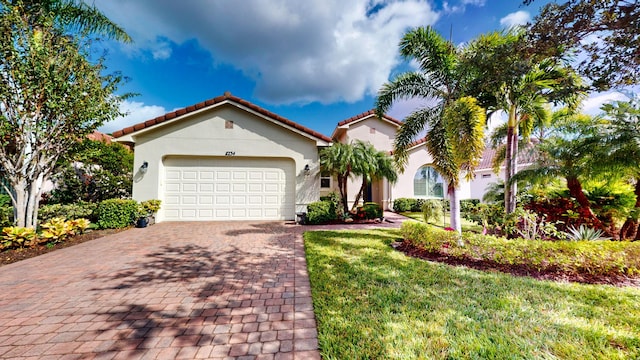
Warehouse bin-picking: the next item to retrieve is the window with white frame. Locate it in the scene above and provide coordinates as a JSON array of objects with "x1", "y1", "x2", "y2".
[
  {"x1": 414, "y1": 165, "x2": 444, "y2": 198},
  {"x1": 320, "y1": 171, "x2": 331, "y2": 188}
]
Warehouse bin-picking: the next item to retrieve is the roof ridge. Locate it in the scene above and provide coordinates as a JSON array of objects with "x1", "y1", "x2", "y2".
[{"x1": 112, "y1": 93, "x2": 332, "y2": 143}]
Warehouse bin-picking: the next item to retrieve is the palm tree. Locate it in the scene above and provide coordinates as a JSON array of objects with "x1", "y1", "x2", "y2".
[
  {"x1": 462, "y1": 30, "x2": 583, "y2": 214},
  {"x1": 319, "y1": 143, "x2": 354, "y2": 215},
  {"x1": 3, "y1": 0, "x2": 131, "y2": 42},
  {"x1": 599, "y1": 97, "x2": 640, "y2": 239},
  {"x1": 350, "y1": 140, "x2": 398, "y2": 211},
  {"x1": 376, "y1": 26, "x2": 485, "y2": 233},
  {"x1": 511, "y1": 112, "x2": 607, "y2": 231}
]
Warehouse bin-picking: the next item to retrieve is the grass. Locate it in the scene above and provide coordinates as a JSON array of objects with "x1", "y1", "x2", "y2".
[
  {"x1": 304, "y1": 229, "x2": 640, "y2": 359},
  {"x1": 401, "y1": 211, "x2": 483, "y2": 233}
]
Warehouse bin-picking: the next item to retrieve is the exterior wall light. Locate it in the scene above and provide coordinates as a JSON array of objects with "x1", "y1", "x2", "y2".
[
  {"x1": 140, "y1": 161, "x2": 149, "y2": 174},
  {"x1": 304, "y1": 164, "x2": 310, "y2": 176}
]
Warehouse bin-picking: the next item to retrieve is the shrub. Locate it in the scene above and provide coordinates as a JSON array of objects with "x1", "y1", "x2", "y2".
[
  {"x1": 1, "y1": 226, "x2": 37, "y2": 250},
  {"x1": 68, "y1": 218, "x2": 91, "y2": 234},
  {"x1": 360, "y1": 202, "x2": 382, "y2": 220},
  {"x1": 140, "y1": 199, "x2": 162, "y2": 215},
  {"x1": 393, "y1": 198, "x2": 414, "y2": 212},
  {"x1": 307, "y1": 200, "x2": 337, "y2": 225},
  {"x1": 410, "y1": 199, "x2": 425, "y2": 212},
  {"x1": 38, "y1": 202, "x2": 97, "y2": 223},
  {"x1": 320, "y1": 192, "x2": 344, "y2": 219},
  {"x1": 40, "y1": 217, "x2": 74, "y2": 244},
  {"x1": 460, "y1": 199, "x2": 479, "y2": 214},
  {"x1": 0, "y1": 194, "x2": 11, "y2": 207},
  {"x1": 399, "y1": 221, "x2": 640, "y2": 277},
  {"x1": 94, "y1": 199, "x2": 138, "y2": 229},
  {"x1": 566, "y1": 225, "x2": 610, "y2": 241},
  {"x1": 421, "y1": 200, "x2": 443, "y2": 223},
  {"x1": 0, "y1": 206, "x2": 13, "y2": 227}
]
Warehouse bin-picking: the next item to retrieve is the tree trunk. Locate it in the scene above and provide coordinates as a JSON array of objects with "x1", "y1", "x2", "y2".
[
  {"x1": 448, "y1": 182, "x2": 461, "y2": 233},
  {"x1": 10, "y1": 174, "x2": 44, "y2": 229},
  {"x1": 351, "y1": 177, "x2": 367, "y2": 211},
  {"x1": 620, "y1": 179, "x2": 640, "y2": 240},
  {"x1": 566, "y1": 176, "x2": 604, "y2": 231},
  {"x1": 504, "y1": 105, "x2": 518, "y2": 214},
  {"x1": 337, "y1": 175, "x2": 349, "y2": 215}
]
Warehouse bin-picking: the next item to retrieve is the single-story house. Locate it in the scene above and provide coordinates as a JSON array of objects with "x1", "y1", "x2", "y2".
[{"x1": 113, "y1": 93, "x2": 520, "y2": 222}]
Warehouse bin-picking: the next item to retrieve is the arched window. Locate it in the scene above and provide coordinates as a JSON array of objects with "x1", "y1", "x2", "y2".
[{"x1": 414, "y1": 165, "x2": 444, "y2": 198}]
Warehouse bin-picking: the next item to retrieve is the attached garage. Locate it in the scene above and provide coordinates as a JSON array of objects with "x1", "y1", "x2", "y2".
[
  {"x1": 113, "y1": 93, "x2": 331, "y2": 223},
  {"x1": 163, "y1": 157, "x2": 295, "y2": 221}
]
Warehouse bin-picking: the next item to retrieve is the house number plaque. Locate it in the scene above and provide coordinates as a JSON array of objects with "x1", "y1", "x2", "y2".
[{"x1": 225, "y1": 151, "x2": 235, "y2": 156}]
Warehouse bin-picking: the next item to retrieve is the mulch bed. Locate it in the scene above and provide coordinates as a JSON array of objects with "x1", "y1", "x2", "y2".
[
  {"x1": 393, "y1": 240, "x2": 640, "y2": 287},
  {"x1": 0, "y1": 228, "x2": 127, "y2": 267}
]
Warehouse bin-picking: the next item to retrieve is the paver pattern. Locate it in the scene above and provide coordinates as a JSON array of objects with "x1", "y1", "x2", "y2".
[{"x1": 0, "y1": 212, "x2": 408, "y2": 359}]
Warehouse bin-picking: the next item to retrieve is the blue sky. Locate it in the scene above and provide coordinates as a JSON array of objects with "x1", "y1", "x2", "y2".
[{"x1": 94, "y1": 0, "x2": 629, "y2": 137}]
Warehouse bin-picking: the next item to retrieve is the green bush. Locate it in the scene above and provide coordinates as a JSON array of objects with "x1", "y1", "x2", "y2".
[
  {"x1": 320, "y1": 192, "x2": 344, "y2": 219},
  {"x1": 38, "y1": 202, "x2": 97, "y2": 223},
  {"x1": 410, "y1": 199, "x2": 425, "y2": 212},
  {"x1": 307, "y1": 200, "x2": 337, "y2": 225},
  {"x1": 361, "y1": 202, "x2": 383, "y2": 220},
  {"x1": 0, "y1": 194, "x2": 11, "y2": 207},
  {"x1": 0, "y1": 206, "x2": 13, "y2": 227},
  {"x1": 399, "y1": 221, "x2": 640, "y2": 277},
  {"x1": 421, "y1": 199, "x2": 443, "y2": 223},
  {"x1": 94, "y1": 199, "x2": 138, "y2": 229},
  {"x1": 393, "y1": 198, "x2": 414, "y2": 212},
  {"x1": 460, "y1": 199, "x2": 480, "y2": 214}
]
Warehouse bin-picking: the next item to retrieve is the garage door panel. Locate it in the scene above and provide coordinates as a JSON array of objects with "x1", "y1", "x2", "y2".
[{"x1": 164, "y1": 157, "x2": 295, "y2": 221}]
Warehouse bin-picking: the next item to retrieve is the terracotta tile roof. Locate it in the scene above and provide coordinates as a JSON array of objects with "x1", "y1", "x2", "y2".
[
  {"x1": 87, "y1": 131, "x2": 112, "y2": 144},
  {"x1": 399, "y1": 139, "x2": 536, "y2": 170},
  {"x1": 112, "y1": 92, "x2": 332, "y2": 143},
  {"x1": 336, "y1": 109, "x2": 403, "y2": 127}
]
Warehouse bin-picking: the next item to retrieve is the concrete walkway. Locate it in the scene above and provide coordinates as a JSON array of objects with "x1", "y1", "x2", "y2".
[{"x1": 0, "y1": 212, "x2": 409, "y2": 359}]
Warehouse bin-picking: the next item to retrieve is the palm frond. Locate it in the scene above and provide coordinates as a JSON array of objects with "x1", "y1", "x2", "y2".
[
  {"x1": 393, "y1": 106, "x2": 441, "y2": 172},
  {"x1": 56, "y1": 0, "x2": 131, "y2": 42},
  {"x1": 375, "y1": 72, "x2": 438, "y2": 117}
]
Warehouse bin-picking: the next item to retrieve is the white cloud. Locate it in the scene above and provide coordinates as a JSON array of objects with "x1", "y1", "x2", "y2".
[
  {"x1": 99, "y1": 100, "x2": 167, "y2": 134},
  {"x1": 93, "y1": 0, "x2": 439, "y2": 105},
  {"x1": 442, "y1": 0, "x2": 485, "y2": 14},
  {"x1": 499, "y1": 11, "x2": 530, "y2": 28},
  {"x1": 581, "y1": 91, "x2": 629, "y2": 115}
]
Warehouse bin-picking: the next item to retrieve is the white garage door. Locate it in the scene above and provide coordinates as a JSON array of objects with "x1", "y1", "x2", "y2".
[{"x1": 163, "y1": 157, "x2": 295, "y2": 221}]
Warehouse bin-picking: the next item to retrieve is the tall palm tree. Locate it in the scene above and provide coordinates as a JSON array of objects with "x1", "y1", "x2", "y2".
[
  {"x1": 462, "y1": 30, "x2": 583, "y2": 214},
  {"x1": 350, "y1": 140, "x2": 398, "y2": 210},
  {"x1": 376, "y1": 26, "x2": 485, "y2": 233},
  {"x1": 3, "y1": 0, "x2": 131, "y2": 42}
]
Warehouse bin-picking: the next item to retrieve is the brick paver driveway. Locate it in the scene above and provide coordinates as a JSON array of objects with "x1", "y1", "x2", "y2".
[{"x1": 0, "y1": 222, "x2": 321, "y2": 359}]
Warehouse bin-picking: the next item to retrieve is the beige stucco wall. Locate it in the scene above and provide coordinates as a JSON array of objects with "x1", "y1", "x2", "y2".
[
  {"x1": 391, "y1": 145, "x2": 472, "y2": 205},
  {"x1": 127, "y1": 104, "x2": 321, "y2": 222},
  {"x1": 338, "y1": 117, "x2": 399, "y2": 209},
  {"x1": 470, "y1": 168, "x2": 502, "y2": 201}
]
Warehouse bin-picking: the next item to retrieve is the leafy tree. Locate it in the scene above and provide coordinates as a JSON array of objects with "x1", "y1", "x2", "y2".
[
  {"x1": 462, "y1": 29, "x2": 583, "y2": 214},
  {"x1": 0, "y1": 1, "x2": 128, "y2": 227},
  {"x1": 524, "y1": 0, "x2": 639, "y2": 90},
  {"x1": 49, "y1": 139, "x2": 134, "y2": 204},
  {"x1": 350, "y1": 140, "x2": 398, "y2": 211},
  {"x1": 376, "y1": 27, "x2": 486, "y2": 233}
]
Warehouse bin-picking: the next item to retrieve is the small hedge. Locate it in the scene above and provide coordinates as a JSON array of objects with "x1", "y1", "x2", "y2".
[
  {"x1": 360, "y1": 202, "x2": 382, "y2": 220},
  {"x1": 94, "y1": 199, "x2": 139, "y2": 229},
  {"x1": 400, "y1": 221, "x2": 640, "y2": 277},
  {"x1": 307, "y1": 200, "x2": 339, "y2": 225},
  {"x1": 39, "y1": 202, "x2": 97, "y2": 223}
]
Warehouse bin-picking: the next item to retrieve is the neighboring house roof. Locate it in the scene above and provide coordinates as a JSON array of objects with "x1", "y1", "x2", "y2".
[
  {"x1": 331, "y1": 110, "x2": 402, "y2": 140},
  {"x1": 87, "y1": 131, "x2": 112, "y2": 144},
  {"x1": 112, "y1": 92, "x2": 332, "y2": 145},
  {"x1": 397, "y1": 138, "x2": 536, "y2": 171}
]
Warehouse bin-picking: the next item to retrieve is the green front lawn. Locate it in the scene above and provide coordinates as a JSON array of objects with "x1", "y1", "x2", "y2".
[
  {"x1": 401, "y1": 211, "x2": 483, "y2": 233},
  {"x1": 305, "y1": 229, "x2": 640, "y2": 359}
]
